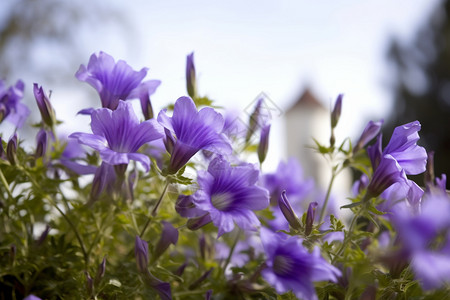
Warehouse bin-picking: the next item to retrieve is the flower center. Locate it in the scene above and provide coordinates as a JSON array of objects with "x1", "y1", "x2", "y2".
[
  {"x1": 211, "y1": 192, "x2": 233, "y2": 211},
  {"x1": 273, "y1": 254, "x2": 293, "y2": 276}
]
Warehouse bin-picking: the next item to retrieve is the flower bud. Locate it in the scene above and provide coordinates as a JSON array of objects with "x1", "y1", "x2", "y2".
[
  {"x1": 135, "y1": 235, "x2": 149, "y2": 273},
  {"x1": 0, "y1": 137, "x2": 5, "y2": 159},
  {"x1": 245, "y1": 98, "x2": 263, "y2": 143},
  {"x1": 85, "y1": 271, "x2": 93, "y2": 296},
  {"x1": 305, "y1": 202, "x2": 318, "y2": 236},
  {"x1": 35, "y1": 129, "x2": 47, "y2": 158},
  {"x1": 424, "y1": 151, "x2": 435, "y2": 188},
  {"x1": 153, "y1": 221, "x2": 179, "y2": 262},
  {"x1": 330, "y1": 94, "x2": 343, "y2": 129},
  {"x1": 164, "y1": 128, "x2": 175, "y2": 155},
  {"x1": 95, "y1": 256, "x2": 106, "y2": 284},
  {"x1": 187, "y1": 213, "x2": 212, "y2": 231},
  {"x1": 186, "y1": 52, "x2": 197, "y2": 99},
  {"x1": 36, "y1": 225, "x2": 51, "y2": 246},
  {"x1": 278, "y1": 191, "x2": 302, "y2": 231},
  {"x1": 0, "y1": 104, "x2": 6, "y2": 123},
  {"x1": 188, "y1": 268, "x2": 213, "y2": 290},
  {"x1": 258, "y1": 124, "x2": 270, "y2": 164},
  {"x1": 10, "y1": 244, "x2": 16, "y2": 266},
  {"x1": 33, "y1": 83, "x2": 56, "y2": 128},
  {"x1": 354, "y1": 120, "x2": 383, "y2": 153},
  {"x1": 6, "y1": 134, "x2": 17, "y2": 165}
]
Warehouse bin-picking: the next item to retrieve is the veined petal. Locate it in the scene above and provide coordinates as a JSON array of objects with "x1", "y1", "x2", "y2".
[{"x1": 69, "y1": 132, "x2": 109, "y2": 152}]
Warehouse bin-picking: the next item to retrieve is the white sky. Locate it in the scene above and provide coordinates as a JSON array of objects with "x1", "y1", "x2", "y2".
[{"x1": 1, "y1": 0, "x2": 441, "y2": 169}]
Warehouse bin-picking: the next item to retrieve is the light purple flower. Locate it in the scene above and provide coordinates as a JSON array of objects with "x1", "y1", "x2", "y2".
[
  {"x1": 383, "y1": 121, "x2": 427, "y2": 175},
  {"x1": 157, "y1": 97, "x2": 232, "y2": 174},
  {"x1": 23, "y1": 295, "x2": 42, "y2": 300},
  {"x1": 260, "y1": 228, "x2": 341, "y2": 300},
  {"x1": 70, "y1": 101, "x2": 163, "y2": 172},
  {"x1": 191, "y1": 157, "x2": 269, "y2": 237},
  {"x1": 366, "y1": 154, "x2": 408, "y2": 198},
  {"x1": 0, "y1": 79, "x2": 29, "y2": 128},
  {"x1": 76, "y1": 51, "x2": 152, "y2": 110}
]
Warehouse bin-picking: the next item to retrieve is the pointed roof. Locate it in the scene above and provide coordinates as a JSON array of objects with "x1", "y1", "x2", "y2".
[{"x1": 287, "y1": 88, "x2": 325, "y2": 112}]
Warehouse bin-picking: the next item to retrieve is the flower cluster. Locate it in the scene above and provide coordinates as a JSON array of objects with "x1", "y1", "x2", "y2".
[{"x1": 1, "y1": 51, "x2": 449, "y2": 300}]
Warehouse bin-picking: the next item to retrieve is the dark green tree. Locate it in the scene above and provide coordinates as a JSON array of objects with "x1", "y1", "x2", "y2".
[{"x1": 384, "y1": 0, "x2": 450, "y2": 187}]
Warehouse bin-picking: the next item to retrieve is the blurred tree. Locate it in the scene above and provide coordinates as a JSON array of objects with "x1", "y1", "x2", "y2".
[
  {"x1": 384, "y1": 0, "x2": 450, "y2": 188},
  {"x1": 0, "y1": 0, "x2": 129, "y2": 85}
]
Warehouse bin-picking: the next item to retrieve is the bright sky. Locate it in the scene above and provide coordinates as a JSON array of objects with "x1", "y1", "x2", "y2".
[{"x1": 1, "y1": 0, "x2": 441, "y2": 169}]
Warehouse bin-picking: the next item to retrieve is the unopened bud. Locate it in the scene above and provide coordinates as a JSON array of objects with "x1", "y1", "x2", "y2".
[
  {"x1": 36, "y1": 225, "x2": 51, "y2": 246},
  {"x1": 245, "y1": 98, "x2": 263, "y2": 143},
  {"x1": 10, "y1": 244, "x2": 16, "y2": 266},
  {"x1": 95, "y1": 256, "x2": 107, "y2": 284},
  {"x1": 153, "y1": 221, "x2": 179, "y2": 262},
  {"x1": 135, "y1": 235, "x2": 149, "y2": 273},
  {"x1": 305, "y1": 202, "x2": 318, "y2": 236},
  {"x1": 186, "y1": 52, "x2": 197, "y2": 99},
  {"x1": 187, "y1": 213, "x2": 212, "y2": 231},
  {"x1": 85, "y1": 271, "x2": 93, "y2": 296},
  {"x1": 424, "y1": 151, "x2": 435, "y2": 188},
  {"x1": 331, "y1": 94, "x2": 343, "y2": 129},
  {"x1": 164, "y1": 128, "x2": 175, "y2": 155},
  {"x1": 354, "y1": 120, "x2": 383, "y2": 153},
  {"x1": 199, "y1": 234, "x2": 206, "y2": 260},
  {"x1": 33, "y1": 83, "x2": 56, "y2": 128},
  {"x1": 35, "y1": 129, "x2": 47, "y2": 158},
  {"x1": 278, "y1": 191, "x2": 302, "y2": 231},
  {"x1": 6, "y1": 134, "x2": 17, "y2": 165},
  {"x1": 258, "y1": 124, "x2": 270, "y2": 164}
]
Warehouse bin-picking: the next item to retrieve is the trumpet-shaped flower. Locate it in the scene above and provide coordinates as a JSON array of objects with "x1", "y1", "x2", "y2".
[
  {"x1": 261, "y1": 228, "x2": 341, "y2": 300},
  {"x1": 157, "y1": 96, "x2": 232, "y2": 174},
  {"x1": 70, "y1": 100, "x2": 163, "y2": 172},
  {"x1": 191, "y1": 157, "x2": 269, "y2": 237},
  {"x1": 0, "y1": 79, "x2": 29, "y2": 128},
  {"x1": 76, "y1": 51, "x2": 157, "y2": 110}
]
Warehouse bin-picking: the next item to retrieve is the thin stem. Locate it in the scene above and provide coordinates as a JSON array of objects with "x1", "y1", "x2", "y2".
[
  {"x1": 0, "y1": 168, "x2": 14, "y2": 200},
  {"x1": 332, "y1": 207, "x2": 363, "y2": 263},
  {"x1": 319, "y1": 167, "x2": 337, "y2": 223},
  {"x1": 223, "y1": 229, "x2": 241, "y2": 273},
  {"x1": 47, "y1": 196, "x2": 89, "y2": 267},
  {"x1": 140, "y1": 181, "x2": 170, "y2": 237},
  {"x1": 150, "y1": 181, "x2": 170, "y2": 217}
]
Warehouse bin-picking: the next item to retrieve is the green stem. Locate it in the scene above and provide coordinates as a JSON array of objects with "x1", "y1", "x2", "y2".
[
  {"x1": 140, "y1": 181, "x2": 170, "y2": 237},
  {"x1": 0, "y1": 168, "x2": 14, "y2": 200},
  {"x1": 150, "y1": 181, "x2": 170, "y2": 217},
  {"x1": 319, "y1": 167, "x2": 337, "y2": 223},
  {"x1": 332, "y1": 206, "x2": 363, "y2": 263},
  {"x1": 222, "y1": 229, "x2": 241, "y2": 273}
]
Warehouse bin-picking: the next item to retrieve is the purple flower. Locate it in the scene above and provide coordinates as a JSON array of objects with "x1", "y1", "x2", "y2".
[
  {"x1": 0, "y1": 79, "x2": 29, "y2": 128},
  {"x1": 157, "y1": 97, "x2": 232, "y2": 174},
  {"x1": 153, "y1": 221, "x2": 179, "y2": 261},
  {"x1": 383, "y1": 121, "x2": 427, "y2": 175},
  {"x1": 278, "y1": 191, "x2": 302, "y2": 231},
  {"x1": 23, "y1": 295, "x2": 42, "y2": 300},
  {"x1": 70, "y1": 101, "x2": 163, "y2": 172},
  {"x1": 35, "y1": 129, "x2": 47, "y2": 158},
  {"x1": 191, "y1": 157, "x2": 269, "y2": 237},
  {"x1": 260, "y1": 228, "x2": 341, "y2": 300},
  {"x1": 366, "y1": 154, "x2": 408, "y2": 198},
  {"x1": 330, "y1": 94, "x2": 343, "y2": 129},
  {"x1": 76, "y1": 51, "x2": 151, "y2": 110},
  {"x1": 392, "y1": 195, "x2": 450, "y2": 289}
]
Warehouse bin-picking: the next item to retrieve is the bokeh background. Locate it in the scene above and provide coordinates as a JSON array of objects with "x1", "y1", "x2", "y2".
[{"x1": 1, "y1": 0, "x2": 448, "y2": 187}]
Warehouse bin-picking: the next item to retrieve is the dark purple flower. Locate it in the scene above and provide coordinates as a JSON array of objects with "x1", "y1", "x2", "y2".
[
  {"x1": 175, "y1": 195, "x2": 205, "y2": 218},
  {"x1": 157, "y1": 97, "x2": 232, "y2": 174},
  {"x1": 366, "y1": 154, "x2": 408, "y2": 198},
  {"x1": 353, "y1": 120, "x2": 383, "y2": 153},
  {"x1": 191, "y1": 157, "x2": 269, "y2": 237},
  {"x1": 33, "y1": 84, "x2": 56, "y2": 127},
  {"x1": 0, "y1": 79, "x2": 29, "y2": 128},
  {"x1": 6, "y1": 134, "x2": 17, "y2": 165},
  {"x1": 70, "y1": 100, "x2": 163, "y2": 172},
  {"x1": 135, "y1": 235, "x2": 149, "y2": 273},
  {"x1": 260, "y1": 228, "x2": 341, "y2": 300},
  {"x1": 186, "y1": 52, "x2": 197, "y2": 99},
  {"x1": 76, "y1": 51, "x2": 151, "y2": 110},
  {"x1": 132, "y1": 79, "x2": 160, "y2": 120}
]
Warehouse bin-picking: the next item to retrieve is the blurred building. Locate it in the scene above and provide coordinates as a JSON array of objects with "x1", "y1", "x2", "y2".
[{"x1": 285, "y1": 89, "x2": 351, "y2": 197}]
